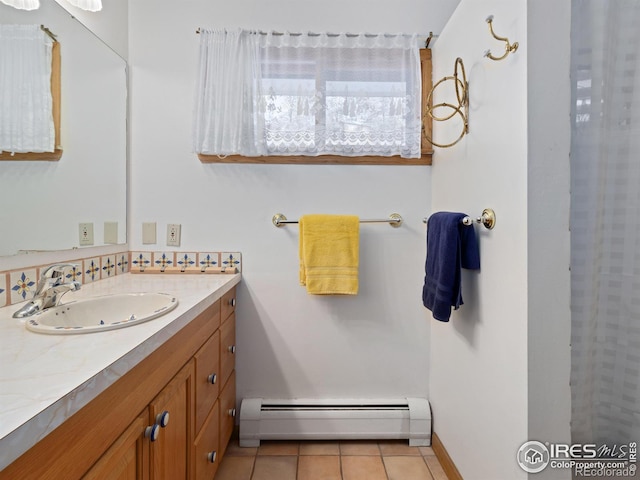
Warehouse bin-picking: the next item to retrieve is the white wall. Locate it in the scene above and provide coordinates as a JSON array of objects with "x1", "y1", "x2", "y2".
[
  {"x1": 429, "y1": 1, "x2": 571, "y2": 479},
  {"x1": 526, "y1": 2, "x2": 572, "y2": 479},
  {"x1": 127, "y1": 0, "x2": 458, "y2": 408}
]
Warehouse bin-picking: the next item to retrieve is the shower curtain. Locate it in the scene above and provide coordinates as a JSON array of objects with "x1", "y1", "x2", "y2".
[{"x1": 570, "y1": 0, "x2": 640, "y2": 446}]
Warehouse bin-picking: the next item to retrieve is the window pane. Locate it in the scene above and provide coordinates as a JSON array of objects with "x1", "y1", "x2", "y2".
[
  {"x1": 261, "y1": 77, "x2": 317, "y2": 153},
  {"x1": 325, "y1": 80, "x2": 408, "y2": 154}
]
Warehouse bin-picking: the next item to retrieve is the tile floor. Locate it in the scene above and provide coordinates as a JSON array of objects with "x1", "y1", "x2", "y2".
[{"x1": 214, "y1": 438, "x2": 448, "y2": 480}]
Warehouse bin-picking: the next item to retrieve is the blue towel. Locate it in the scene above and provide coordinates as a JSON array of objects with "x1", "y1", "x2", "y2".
[{"x1": 422, "y1": 212, "x2": 480, "y2": 322}]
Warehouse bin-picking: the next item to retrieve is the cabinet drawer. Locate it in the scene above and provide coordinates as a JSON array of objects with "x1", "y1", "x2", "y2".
[
  {"x1": 193, "y1": 400, "x2": 220, "y2": 480},
  {"x1": 219, "y1": 313, "x2": 236, "y2": 388},
  {"x1": 221, "y1": 287, "x2": 236, "y2": 324},
  {"x1": 219, "y1": 371, "x2": 236, "y2": 459},
  {"x1": 194, "y1": 331, "x2": 220, "y2": 433}
]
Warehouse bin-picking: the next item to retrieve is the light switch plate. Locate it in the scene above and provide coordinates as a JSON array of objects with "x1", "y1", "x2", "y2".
[
  {"x1": 104, "y1": 222, "x2": 118, "y2": 244},
  {"x1": 167, "y1": 224, "x2": 181, "y2": 247},
  {"x1": 79, "y1": 223, "x2": 94, "y2": 246},
  {"x1": 142, "y1": 222, "x2": 157, "y2": 244}
]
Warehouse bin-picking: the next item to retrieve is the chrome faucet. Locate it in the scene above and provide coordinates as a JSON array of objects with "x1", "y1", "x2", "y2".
[{"x1": 13, "y1": 263, "x2": 81, "y2": 318}]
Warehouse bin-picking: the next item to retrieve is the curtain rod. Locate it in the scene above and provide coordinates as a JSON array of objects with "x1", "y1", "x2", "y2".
[{"x1": 195, "y1": 28, "x2": 432, "y2": 41}]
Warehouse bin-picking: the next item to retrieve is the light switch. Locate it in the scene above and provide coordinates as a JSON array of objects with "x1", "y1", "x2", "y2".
[
  {"x1": 104, "y1": 222, "x2": 118, "y2": 244},
  {"x1": 142, "y1": 222, "x2": 156, "y2": 244}
]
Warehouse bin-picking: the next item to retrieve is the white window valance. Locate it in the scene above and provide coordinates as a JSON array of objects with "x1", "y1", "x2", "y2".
[
  {"x1": 0, "y1": 24, "x2": 55, "y2": 154},
  {"x1": 193, "y1": 29, "x2": 422, "y2": 159}
]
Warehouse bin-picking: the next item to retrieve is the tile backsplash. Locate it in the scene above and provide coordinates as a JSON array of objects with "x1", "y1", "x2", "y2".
[{"x1": 0, "y1": 250, "x2": 241, "y2": 308}]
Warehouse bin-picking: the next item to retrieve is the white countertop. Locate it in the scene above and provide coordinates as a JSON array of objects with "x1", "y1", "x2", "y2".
[{"x1": 0, "y1": 272, "x2": 241, "y2": 470}]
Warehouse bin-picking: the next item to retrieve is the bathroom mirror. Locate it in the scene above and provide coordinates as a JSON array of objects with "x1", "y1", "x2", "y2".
[{"x1": 0, "y1": 0, "x2": 127, "y2": 257}]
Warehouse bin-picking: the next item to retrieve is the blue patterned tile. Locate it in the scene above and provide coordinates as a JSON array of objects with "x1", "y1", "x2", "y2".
[
  {"x1": 131, "y1": 252, "x2": 152, "y2": 272},
  {"x1": 176, "y1": 252, "x2": 197, "y2": 271},
  {"x1": 10, "y1": 269, "x2": 37, "y2": 304},
  {"x1": 153, "y1": 252, "x2": 174, "y2": 271},
  {"x1": 101, "y1": 255, "x2": 117, "y2": 278},
  {"x1": 84, "y1": 257, "x2": 101, "y2": 283},
  {"x1": 198, "y1": 252, "x2": 220, "y2": 271},
  {"x1": 0, "y1": 272, "x2": 8, "y2": 307},
  {"x1": 221, "y1": 252, "x2": 242, "y2": 272},
  {"x1": 116, "y1": 252, "x2": 129, "y2": 273}
]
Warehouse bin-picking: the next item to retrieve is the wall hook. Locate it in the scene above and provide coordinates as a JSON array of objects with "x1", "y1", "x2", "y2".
[{"x1": 484, "y1": 15, "x2": 518, "y2": 61}]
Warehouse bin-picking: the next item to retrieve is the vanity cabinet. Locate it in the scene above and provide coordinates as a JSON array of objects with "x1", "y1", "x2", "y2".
[{"x1": 1, "y1": 286, "x2": 238, "y2": 480}]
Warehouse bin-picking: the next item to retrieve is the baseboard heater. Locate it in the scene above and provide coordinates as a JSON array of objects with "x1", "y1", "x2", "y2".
[{"x1": 239, "y1": 397, "x2": 431, "y2": 447}]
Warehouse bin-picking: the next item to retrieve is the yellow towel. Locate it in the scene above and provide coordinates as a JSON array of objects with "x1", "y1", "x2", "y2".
[{"x1": 299, "y1": 214, "x2": 359, "y2": 295}]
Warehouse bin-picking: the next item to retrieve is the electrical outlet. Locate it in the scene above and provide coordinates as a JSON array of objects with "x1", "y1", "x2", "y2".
[
  {"x1": 79, "y1": 223, "x2": 94, "y2": 246},
  {"x1": 167, "y1": 224, "x2": 181, "y2": 247}
]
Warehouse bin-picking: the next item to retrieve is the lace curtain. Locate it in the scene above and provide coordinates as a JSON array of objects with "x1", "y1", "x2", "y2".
[
  {"x1": 0, "y1": 24, "x2": 55, "y2": 154},
  {"x1": 570, "y1": 0, "x2": 640, "y2": 446},
  {"x1": 193, "y1": 29, "x2": 422, "y2": 158}
]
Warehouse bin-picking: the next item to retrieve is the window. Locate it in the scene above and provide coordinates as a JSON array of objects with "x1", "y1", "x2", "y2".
[
  {"x1": 0, "y1": 26, "x2": 61, "y2": 161},
  {"x1": 194, "y1": 30, "x2": 432, "y2": 165}
]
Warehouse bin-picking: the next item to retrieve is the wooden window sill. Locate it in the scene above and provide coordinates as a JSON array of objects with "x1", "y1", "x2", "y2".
[
  {"x1": 197, "y1": 153, "x2": 432, "y2": 165},
  {"x1": 0, "y1": 149, "x2": 63, "y2": 161}
]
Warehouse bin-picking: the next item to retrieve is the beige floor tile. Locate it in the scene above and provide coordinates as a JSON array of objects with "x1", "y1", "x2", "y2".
[
  {"x1": 213, "y1": 455, "x2": 255, "y2": 480},
  {"x1": 225, "y1": 437, "x2": 259, "y2": 456},
  {"x1": 419, "y1": 446, "x2": 436, "y2": 456},
  {"x1": 383, "y1": 456, "x2": 434, "y2": 480},
  {"x1": 424, "y1": 455, "x2": 448, "y2": 480},
  {"x1": 297, "y1": 455, "x2": 341, "y2": 480},
  {"x1": 257, "y1": 440, "x2": 300, "y2": 456},
  {"x1": 251, "y1": 455, "x2": 297, "y2": 480},
  {"x1": 299, "y1": 441, "x2": 341, "y2": 455},
  {"x1": 339, "y1": 440, "x2": 381, "y2": 456},
  {"x1": 341, "y1": 455, "x2": 387, "y2": 480},
  {"x1": 378, "y1": 440, "x2": 422, "y2": 456}
]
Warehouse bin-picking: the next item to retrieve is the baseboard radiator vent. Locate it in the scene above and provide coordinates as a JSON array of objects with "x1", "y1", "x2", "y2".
[{"x1": 239, "y1": 398, "x2": 431, "y2": 447}]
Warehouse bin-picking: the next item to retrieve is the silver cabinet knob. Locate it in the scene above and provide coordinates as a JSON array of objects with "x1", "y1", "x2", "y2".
[
  {"x1": 228, "y1": 408, "x2": 236, "y2": 417},
  {"x1": 228, "y1": 345, "x2": 236, "y2": 354},
  {"x1": 155, "y1": 410, "x2": 170, "y2": 428},
  {"x1": 145, "y1": 424, "x2": 160, "y2": 442},
  {"x1": 208, "y1": 373, "x2": 217, "y2": 385},
  {"x1": 229, "y1": 298, "x2": 236, "y2": 307},
  {"x1": 207, "y1": 451, "x2": 217, "y2": 463}
]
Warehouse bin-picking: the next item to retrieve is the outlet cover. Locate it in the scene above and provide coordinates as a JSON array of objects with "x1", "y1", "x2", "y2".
[
  {"x1": 104, "y1": 222, "x2": 118, "y2": 244},
  {"x1": 142, "y1": 222, "x2": 157, "y2": 244},
  {"x1": 79, "y1": 223, "x2": 94, "y2": 246},
  {"x1": 167, "y1": 224, "x2": 181, "y2": 247}
]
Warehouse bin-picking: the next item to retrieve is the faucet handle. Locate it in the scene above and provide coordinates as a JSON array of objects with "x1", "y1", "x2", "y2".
[
  {"x1": 37, "y1": 263, "x2": 79, "y2": 291},
  {"x1": 41, "y1": 263, "x2": 79, "y2": 278}
]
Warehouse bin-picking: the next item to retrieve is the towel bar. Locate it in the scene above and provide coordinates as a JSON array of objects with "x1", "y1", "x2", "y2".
[
  {"x1": 273, "y1": 213, "x2": 403, "y2": 228},
  {"x1": 423, "y1": 208, "x2": 496, "y2": 230}
]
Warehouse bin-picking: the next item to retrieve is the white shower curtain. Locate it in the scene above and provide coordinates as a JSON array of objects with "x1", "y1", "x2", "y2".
[
  {"x1": 570, "y1": 0, "x2": 640, "y2": 446},
  {"x1": 0, "y1": 24, "x2": 55, "y2": 154}
]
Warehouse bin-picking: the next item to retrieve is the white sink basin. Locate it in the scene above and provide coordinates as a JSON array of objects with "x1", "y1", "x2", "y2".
[{"x1": 25, "y1": 293, "x2": 178, "y2": 334}]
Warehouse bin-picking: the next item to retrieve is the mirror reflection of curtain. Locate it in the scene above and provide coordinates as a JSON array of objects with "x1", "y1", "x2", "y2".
[
  {"x1": 570, "y1": 0, "x2": 640, "y2": 448},
  {"x1": 0, "y1": 24, "x2": 54, "y2": 153}
]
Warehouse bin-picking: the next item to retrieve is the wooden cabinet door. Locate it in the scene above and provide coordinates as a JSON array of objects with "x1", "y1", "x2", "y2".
[
  {"x1": 82, "y1": 409, "x2": 150, "y2": 480},
  {"x1": 220, "y1": 287, "x2": 236, "y2": 324},
  {"x1": 219, "y1": 313, "x2": 236, "y2": 389},
  {"x1": 194, "y1": 330, "x2": 220, "y2": 433},
  {"x1": 219, "y1": 371, "x2": 236, "y2": 459},
  {"x1": 149, "y1": 361, "x2": 194, "y2": 480},
  {"x1": 193, "y1": 400, "x2": 220, "y2": 480}
]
